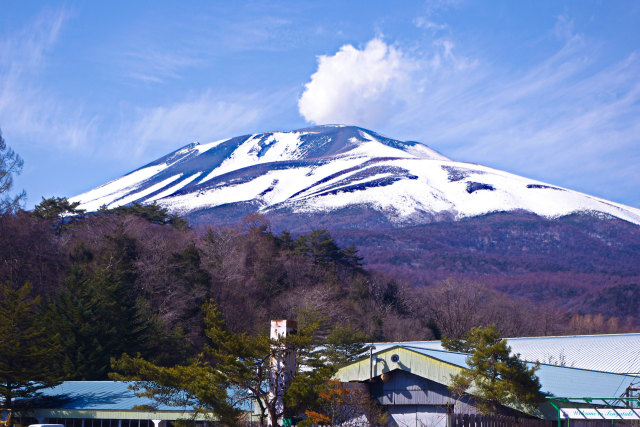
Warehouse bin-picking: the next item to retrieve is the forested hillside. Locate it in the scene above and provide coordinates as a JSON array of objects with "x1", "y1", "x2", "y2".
[
  {"x1": 256, "y1": 210, "x2": 640, "y2": 319},
  {"x1": 0, "y1": 201, "x2": 636, "y2": 381}
]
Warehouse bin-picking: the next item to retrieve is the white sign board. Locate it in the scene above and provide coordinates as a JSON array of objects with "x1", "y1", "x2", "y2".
[{"x1": 559, "y1": 407, "x2": 640, "y2": 420}]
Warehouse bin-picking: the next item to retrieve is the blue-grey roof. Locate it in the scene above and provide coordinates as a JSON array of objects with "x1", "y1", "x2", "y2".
[
  {"x1": 33, "y1": 381, "x2": 193, "y2": 411},
  {"x1": 403, "y1": 346, "x2": 639, "y2": 398},
  {"x1": 372, "y1": 333, "x2": 640, "y2": 375}
]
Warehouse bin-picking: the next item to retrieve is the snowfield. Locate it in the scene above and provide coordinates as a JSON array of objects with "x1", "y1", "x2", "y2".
[{"x1": 70, "y1": 125, "x2": 640, "y2": 226}]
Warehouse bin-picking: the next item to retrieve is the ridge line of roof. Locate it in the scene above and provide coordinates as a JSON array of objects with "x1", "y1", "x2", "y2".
[
  {"x1": 369, "y1": 333, "x2": 640, "y2": 347},
  {"x1": 403, "y1": 345, "x2": 470, "y2": 356},
  {"x1": 504, "y1": 333, "x2": 640, "y2": 340}
]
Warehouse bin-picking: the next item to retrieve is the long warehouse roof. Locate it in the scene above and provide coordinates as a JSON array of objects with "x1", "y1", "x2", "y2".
[
  {"x1": 371, "y1": 333, "x2": 640, "y2": 375},
  {"x1": 406, "y1": 346, "x2": 639, "y2": 398}
]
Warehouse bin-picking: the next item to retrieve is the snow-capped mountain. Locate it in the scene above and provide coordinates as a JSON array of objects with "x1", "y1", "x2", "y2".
[{"x1": 70, "y1": 125, "x2": 640, "y2": 226}]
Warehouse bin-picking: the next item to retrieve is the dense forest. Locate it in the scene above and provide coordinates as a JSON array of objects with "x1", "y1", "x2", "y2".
[
  {"x1": 329, "y1": 212, "x2": 640, "y2": 317},
  {"x1": 1, "y1": 197, "x2": 637, "y2": 384},
  {"x1": 239, "y1": 208, "x2": 640, "y2": 321},
  {"x1": 191, "y1": 201, "x2": 640, "y2": 321}
]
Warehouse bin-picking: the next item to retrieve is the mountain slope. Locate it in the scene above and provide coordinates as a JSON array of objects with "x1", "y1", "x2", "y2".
[
  {"x1": 70, "y1": 125, "x2": 640, "y2": 226},
  {"x1": 69, "y1": 125, "x2": 640, "y2": 316}
]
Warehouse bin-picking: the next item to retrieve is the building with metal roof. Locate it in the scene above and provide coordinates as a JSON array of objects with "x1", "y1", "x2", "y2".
[
  {"x1": 16, "y1": 381, "x2": 210, "y2": 427},
  {"x1": 371, "y1": 333, "x2": 640, "y2": 375},
  {"x1": 405, "y1": 347, "x2": 639, "y2": 399},
  {"x1": 334, "y1": 344, "x2": 640, "y2": 426},
  {"x1": 12, "y1": 333, "x2": 640, "y2": 427}
]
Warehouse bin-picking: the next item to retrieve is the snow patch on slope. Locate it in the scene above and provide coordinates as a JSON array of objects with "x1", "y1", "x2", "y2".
[
  {"x1": 347, "y1": 136, "x2": 412, "y2": 159},
  {"x1": 267, "y1": 158, "x2": 640, "y2": 225},
  {"x1": 194, "y1": 138, "x2": 230, "y2": 154},
  {"x1": 198, "y1": 132, "x2": 307, "y2": 184},
  {"x1": 148, "y1": 172, "x2": 204, "y2": 202},
  {"x1": 69, "y1": 164, "x2": 168, "y2": 211},
  {"x1": 111, "y1": 174, "x2": 183, "y2": 208}
]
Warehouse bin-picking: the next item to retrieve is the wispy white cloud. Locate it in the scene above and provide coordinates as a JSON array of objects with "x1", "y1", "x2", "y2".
[
  {"x1": 114, "y1": 11, "x2": 295, "y2": 84},
  {"x1": 0, "y1": 7, "x2": 291, "y2": 161},
  {"x1": 114, "y1": 89, "x2": 294, "y2": 159},
  {"x1": 413, "y1": 0, "x2": 461, "y2": 34},
  {"x1": 123, "y1": 49, "x2": 205, "y2": 83},
  {"x1": 216, "y1": 15, "x2": 293, "y2": 51},
  {"x1": 553, "y1": 13, "x2": 575, "y2": 41},
  {"x1": 423, "y1": 0, "x2": 464, "y2": 15},
  {"x1": 413, "y1": 17, "x2": 449, "y2": 32},
  {"x1": 0, "y1": 8, "x2": 97, "y2": 150},
  {"x1": 0, "y1": 9, "x2": 64, "y2": 71}
]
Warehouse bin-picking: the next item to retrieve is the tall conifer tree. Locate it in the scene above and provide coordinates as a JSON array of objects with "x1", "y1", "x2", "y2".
[
  {"x1": 0, "y1": 130, "x2": 25, "y2": 214},
  {"x1": 49, "y1": 265, "x2": 152, "y2": 380},
  {"x1": 446, "y1": 326, "x2": 543, "y2": 414},
  {"x1": 0, "y1": 283, "x2": 61, "y2": 407},
  {"x1": 47, "y1": 267, "x2": 110, "y2": 380}
]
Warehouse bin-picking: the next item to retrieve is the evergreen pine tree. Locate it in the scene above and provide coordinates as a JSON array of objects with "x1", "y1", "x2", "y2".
[
  {"x1": 47, "y1": 267, "x2": 110, "y2": 380},
  {"x1": 0, "y1": 130, "x2": 26, "y2": 214},
  {"x1": 113, "y1": 301, "x2": 319, "y2": 427},
  {"x1": 446, "y1": 326, "x2": 543, "y2": 414},
  {"x1": 91, "y1": 267, "x2": 152, "y2": 362},
  {"x1": 49, "y1": 264, "x2": 152, "y2": 380},
  {"x1": 31, "y1": 196, "x2": 85, "y2": 220},
  {"x1": 0, "y1": 283, "x2": 61, "y2": 407}
]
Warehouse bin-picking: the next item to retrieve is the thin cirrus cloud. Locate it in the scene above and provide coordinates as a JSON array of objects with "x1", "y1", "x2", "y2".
[
  {"x1": 0, "y1": 8, "x2": 64, "y2": 72},
  {"x1": 123, "y1": 49, "x2": 206, "y2": 84},
  {"x1": 116, "y1": 12, "x2": 295, "y2": 85},
  {"x1": 0, "y1": 8, "x2": 96, "y2": 150},
  {"x1": 115, "y1": 89, "x2": 295, "y2": 160},
  {"x1": 0, "y1": 7, "x2": 292, "y2": 162},
  {"x1": 297, "y1": 33, "x2": 640, "y2": 206},
  {"x1": 413, "y1": 17, "x2": 449, "y2": 33}
]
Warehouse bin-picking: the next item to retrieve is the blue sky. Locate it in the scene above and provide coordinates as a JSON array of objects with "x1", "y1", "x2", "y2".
[{"x1": 1, "y1": 0, "x2": 639, "y2": 209}]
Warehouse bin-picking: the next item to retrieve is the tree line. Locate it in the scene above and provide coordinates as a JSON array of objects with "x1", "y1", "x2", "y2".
[
  {"x1": 0, "y1": 197, "x2": 632, "y2": 407},
  {"x1": 0, "y1": 131, "x2": 634, "y2": 416}
]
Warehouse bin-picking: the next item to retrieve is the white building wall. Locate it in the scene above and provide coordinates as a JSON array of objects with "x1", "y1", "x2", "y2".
[{"x1": 388, "y1": 406, "x2": 448, "y2": 427}]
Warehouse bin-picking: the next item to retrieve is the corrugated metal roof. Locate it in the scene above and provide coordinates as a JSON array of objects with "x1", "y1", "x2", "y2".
[
  {"x1": 403, "y1": 347, "x2": 639, "y2": 398},
  {"x1": 372, "y1": 333, "x2": 640, "y2": 374},
  {"x1": 505, "y1": 334, "x2": 640, "y2": 375},
  {"x1": 34, "y1": 381, "x2": 193, "y2": 411}
]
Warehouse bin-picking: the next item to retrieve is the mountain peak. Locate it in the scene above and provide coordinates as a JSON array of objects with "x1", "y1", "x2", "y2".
[{"x1": 69, "y1": 126, "x2": 640, "y2": 226}]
